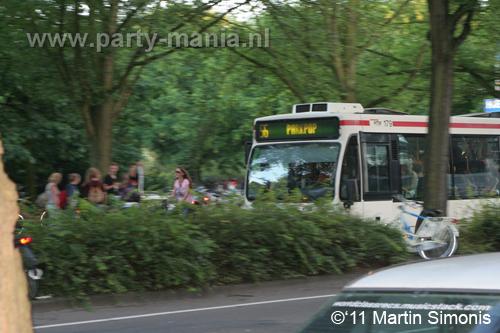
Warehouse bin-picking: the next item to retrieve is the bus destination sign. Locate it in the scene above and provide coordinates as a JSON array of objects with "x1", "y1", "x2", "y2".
[{"x1": 256, "y1": 117, "x2": 340, "y2": 142}]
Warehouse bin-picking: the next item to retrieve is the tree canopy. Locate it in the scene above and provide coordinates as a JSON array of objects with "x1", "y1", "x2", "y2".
[{"x1": 0, "y1": 0, "x2": 499, "y2": 194}]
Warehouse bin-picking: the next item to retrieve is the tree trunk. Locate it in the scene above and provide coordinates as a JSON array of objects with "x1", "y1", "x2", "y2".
[
  {"x1": 0, "y1": 140, "x2": 33, "y2": 333},
  {"x1": 344, "y1": 0, "x2": 358, "y2": 103},
  {"x1": 86, "y1": 103, "x2": 114, "y2": 176},
  {"x1": 330, "y1": 0, "x2": 358, "y2": 103},
  {"x1": 26, "y1": 160, "x2": 36, "y2": 200},
  {"x1": 423, "y1": 0, "x2": 456, "y2": 213}
]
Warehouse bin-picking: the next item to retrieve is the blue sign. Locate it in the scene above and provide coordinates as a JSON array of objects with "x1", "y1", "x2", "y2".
[{"x1": 485, "y1": 99, "x2": 500, "y2": 112}]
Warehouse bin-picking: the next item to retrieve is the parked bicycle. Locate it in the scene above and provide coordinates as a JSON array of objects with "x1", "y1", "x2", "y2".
[
  {"x1": 18, "y1": 198, "x2": 47, "y2": 221},
  {"x1": 162, "y1": 197, "x2": 208, "y2": 217},
  {"x1": 392, "y1": 195, "x2": 459, "y2": 260},
  {"x1": 14, "y1": 222, "x2": 43, "y2": 299}
]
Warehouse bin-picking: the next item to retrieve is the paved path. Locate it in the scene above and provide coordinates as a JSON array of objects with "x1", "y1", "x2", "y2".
[{"x1": 33, "y1": 271, "x2": 370, "y2": 332}]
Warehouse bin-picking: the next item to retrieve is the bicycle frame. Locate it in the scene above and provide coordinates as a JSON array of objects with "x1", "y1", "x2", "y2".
[
  {"x1": 394, "y1": 206, "x2": 427, "y2": 248},
  {"x1": 392, "y1": 196, "x2": 460, "y2": 258}
]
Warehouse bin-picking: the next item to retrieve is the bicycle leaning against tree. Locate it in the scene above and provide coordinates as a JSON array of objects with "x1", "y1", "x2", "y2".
[{"x1": 391, "y1": 195, "x2": 459, "y2": 260}]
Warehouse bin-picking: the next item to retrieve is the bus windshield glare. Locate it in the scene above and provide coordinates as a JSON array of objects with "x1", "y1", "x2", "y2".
[{"x1": 247, "y1": 143, "x2": 340, "y2": 201}]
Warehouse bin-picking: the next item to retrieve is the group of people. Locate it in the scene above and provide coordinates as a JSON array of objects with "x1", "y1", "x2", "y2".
[
  {"x1": 43, "y1": 162, "x2": 145, "y2": 212},
  {"x1": 42, "y1": 163, "x2": 195, "y2": 213}
]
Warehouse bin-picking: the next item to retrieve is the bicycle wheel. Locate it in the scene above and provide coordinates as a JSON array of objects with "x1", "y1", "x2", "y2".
[{"x1": 417, "y1": 225, "x2": 458, "y2": 259}]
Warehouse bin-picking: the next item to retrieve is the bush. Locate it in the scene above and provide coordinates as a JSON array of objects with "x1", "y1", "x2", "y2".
[
  {"x1": 198, "y1": 200, "x2": 408, "y2": 283},
  {"x1": 458, "y1": 202, "x2": 500, "y2": 253},
  {"x1": 22, "y1": 199, "x2": 409, "y2": 298}
]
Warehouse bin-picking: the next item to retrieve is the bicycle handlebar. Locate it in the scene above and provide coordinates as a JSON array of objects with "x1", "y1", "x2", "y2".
[{"x1": 392, "y1": 194, "x2": 423, "y2": 206}]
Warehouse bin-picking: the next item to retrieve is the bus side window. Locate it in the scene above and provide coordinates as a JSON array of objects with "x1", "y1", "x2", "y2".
[
  {"x1": 451, "y1": 135, "x2": 500, "y2": 198},
  {"x1": 340, "y1": 136, "x2": 360, "y2": 201},
  {"x1": 398, "y1": 135, "x2": 426, "y2": 199},
  {"x1": 365, "y1": 145, "x2": 390, "y2": 192}
]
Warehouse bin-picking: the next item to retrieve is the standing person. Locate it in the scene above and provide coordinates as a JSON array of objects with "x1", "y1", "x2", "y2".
[
  {"x1": 65, "y1": 173, "x2": 81, "y2": 208},
  {"x1": 413, "y1": 160, "x2": 424, "y2": 198},
  {"x1": 137, "y1": 162, "x2": 145, "y2": 195},
  {"x1": 170, "y1": 167, "x2": 193, "y2": 216},
  {"x1": 119, "y1": 173, "x2": 140, "y2": 203},
  {"x1": 401, "y1": 157, "x2": 418, "y2": 198},
  {"x1": 45, "y1": 173, "x2": 62, "y2": 214},
  {"x1": 127, "y1": 163, "x2": 139, "y2": 187},
  {"x1": 81, "y1": 167, "x2": 106, "y2": 205},
  {"x1": 66, "y1": 173, "x2": 81, "y2": 197},
  {"x1": 127, "y1": 162, "x2": 145, "y2": 190},
  {"x1": 103, "y1": 162, "x2": 120, "y2": 196}
]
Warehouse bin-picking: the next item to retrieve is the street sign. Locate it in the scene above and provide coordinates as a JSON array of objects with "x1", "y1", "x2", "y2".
[{"x1": 485, "y1": 99, "x2": 500, "y2": 112}]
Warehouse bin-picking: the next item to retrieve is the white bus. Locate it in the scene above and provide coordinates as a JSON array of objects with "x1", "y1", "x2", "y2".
[{"x1": 245, "y1": 102, "x2": 500, "y2": 227}]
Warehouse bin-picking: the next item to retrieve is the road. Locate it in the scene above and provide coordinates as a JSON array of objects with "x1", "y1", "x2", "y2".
[{"x1": 33, "y1": 271, "x2": 369, "y2": 332}]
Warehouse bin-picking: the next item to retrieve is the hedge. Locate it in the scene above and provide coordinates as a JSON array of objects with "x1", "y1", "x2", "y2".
[
  {"x1": 21, "y1": 198, "x2": 410, "y2": 298},
  {"x1": 457, "y1": 201, "x2": 500, "y2": 254}
]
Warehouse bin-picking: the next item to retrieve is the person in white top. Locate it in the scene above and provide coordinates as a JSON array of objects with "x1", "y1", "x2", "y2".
[{"x1": 45, "y1": 172, "x2": 62, "y2": 214}]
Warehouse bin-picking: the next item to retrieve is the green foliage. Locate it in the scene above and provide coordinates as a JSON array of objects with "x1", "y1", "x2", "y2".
[
  {"x1": 24, "y1": 204, "x2": 216, "y2": 297},
  {"x1": 22, "y1": 199, "x2": 409, "y2": 298},
  {"x1": 2, "y1": 0, "x2": 499, "y2": 197},
  {"x1": 198, "y1": 200, "x2": 408, "y2": 284},
  {"x1": 0, "y1": 18, "x2": 89, "y2": 195},
  {"x1": 126, "y1": 47, "x2": 294, "y2": 183},
  {"x1": 458, "y1": 203, "x2": 500, "y2": 253}
]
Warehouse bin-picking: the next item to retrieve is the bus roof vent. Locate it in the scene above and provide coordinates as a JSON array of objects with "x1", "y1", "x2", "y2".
[
  {"x1": 455, "y1": 112, "x2": 500, "y2": 118},
  {"x1": 293, "y1": 103, "x2": 364, "y2": 114},
  {"x1": 363, "y1": 108, "x2": 409, "y2": 115}
]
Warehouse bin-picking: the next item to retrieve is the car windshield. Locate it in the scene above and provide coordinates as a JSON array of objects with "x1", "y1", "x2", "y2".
[
  {"x1": 246, "y1": 143, "x2": 340, "y2": 202},
  {"x1": 296, "y1": 291, "x2": 500, "y2": 332}
]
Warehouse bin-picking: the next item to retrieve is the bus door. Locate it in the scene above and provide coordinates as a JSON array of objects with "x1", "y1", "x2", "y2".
[
  {"x1": 339, "y1": 135, "x2": 362, "y2": 215},
  {"x1": 360, "y1": 133, "x2": 401, "y2": 223}
]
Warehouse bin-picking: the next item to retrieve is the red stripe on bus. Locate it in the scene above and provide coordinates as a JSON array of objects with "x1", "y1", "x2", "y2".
[
  {"x1": 450, "y1": 123, "x2": 500, "y2": 129},
  {"x1": 340, "y1": 120, "x2": 500, "y2": 129},
  {"x1": 393, "y1": 121, "x2": 500, "y2": 129},
  {"x1": 393, "y1": 121, "x2": 428, "y2": 127},
  {"x1": 340, "y1": 120, "x2": 370, "y2": 126}
]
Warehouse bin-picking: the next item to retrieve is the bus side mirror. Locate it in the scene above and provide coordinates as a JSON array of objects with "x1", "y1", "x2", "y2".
[
  {"x1": 245, "y1": 141, "x2": 252, "y2": 165},
  {"x1": 346, "y1": 179, "x2": 359, "y2": 202}
]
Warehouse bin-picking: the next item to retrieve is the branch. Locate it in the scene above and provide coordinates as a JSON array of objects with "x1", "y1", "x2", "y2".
[
  {"x1": 54, "y1": 2, "x2": 72, "y2": 85},
  {"x1": 73, "y1": 0, "x2": 91, "y2": 98},
  {"x1": 454, "y1": 8, "x2": 474, "y2": 51},
  {"x1": 115, "y1": 0, "x2": 252, "y2": 83},
  {"x1": 357, "y1": 0, "x2": 412, "y2": 59},
  {"x1": 451, "y1": 4, "x2": 469, "y2": 26},
  {"x1": 23, "y1": 3, "x2": 75, "y2": 100},
  {"x1": 254, "y1": 3, "x2": 324, "y2": 67},
  {"x1": 365, "y1": 49, "x2": 409, "y2": 65},
  {"x1": 328, "y1": 3, "x2": 344, "y2": 87},
  {"x1": 228, "y1": 48, "x2": 305, "y2": 102},
  {"x1": 116, "y1": 1, "x2": 150, "y2": 34},
  {"x1": 0, "y1": 102, "x2": 24, "y2": 113},
  {"x1": 196, "y1": 0, "x2": 251, "y2": 34},
  {"x1": 206, "y1": 15, "x2": 261, "y2": 33},
  {"x1": 112, "y1": 63, "x2": 146, "y2": 120},
  {"x1": 129, "y1": 49, "x2": 177, "y2": 67},
  {"x1": 365, "y1": 43, "x2": 428, "y2": 108},
  {"x1": 81, "y1": 101, "x2": 95, "y2": 138},
  {"x1": 460, "y1": 65, "x2": 500, "y2": 99}
]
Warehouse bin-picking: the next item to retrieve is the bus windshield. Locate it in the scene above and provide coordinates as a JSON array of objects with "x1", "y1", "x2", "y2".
[{"x1": 247, "y1": 142, "x2": 340, "y2": 201}]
